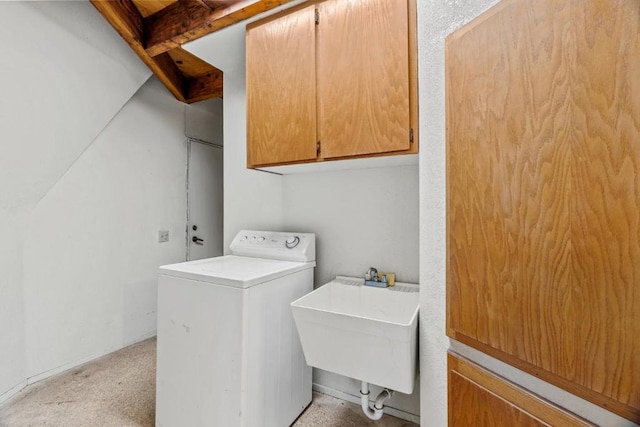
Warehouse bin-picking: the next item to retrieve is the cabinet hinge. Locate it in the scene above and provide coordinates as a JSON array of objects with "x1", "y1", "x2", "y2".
[
  {"x1": 315, "y1": 9, "x2": 320, "y2": 25},
  {"x1": 316, "y1": 141, "x2": 321, "y2": 156},
  {"x1": 409, "y1": 128, "x2": 414, "y2": 143}
]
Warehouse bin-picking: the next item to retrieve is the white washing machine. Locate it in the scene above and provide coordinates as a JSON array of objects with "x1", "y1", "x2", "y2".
[{"x1": 156, "y1": 230, "x2": 315, "y2": 427}]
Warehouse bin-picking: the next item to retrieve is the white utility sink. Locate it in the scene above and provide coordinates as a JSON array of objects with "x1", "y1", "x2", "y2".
[{"x1": 291, "y1": 276, "x2": 419, "y2": 394}]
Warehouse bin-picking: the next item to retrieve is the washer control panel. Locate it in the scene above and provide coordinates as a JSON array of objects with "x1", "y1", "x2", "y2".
[{"x1": 230, "y1": 230, "x2": 315, "y2": 262}]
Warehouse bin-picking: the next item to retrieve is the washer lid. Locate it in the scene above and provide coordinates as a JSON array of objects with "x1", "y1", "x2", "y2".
[{"x1": 158, "y1": 255, "x2": 315, "y2": 288}]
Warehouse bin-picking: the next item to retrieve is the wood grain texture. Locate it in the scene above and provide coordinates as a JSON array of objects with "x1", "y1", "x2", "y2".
[
  {"x1": 186, "y1": 69, "x2": 223, "y2": 102},
  {"x1": 446, "y1": 0, "x2": 640, "y2": 421},
  {"x1": 151, "y1": 51, "x2": 186, "y2": 95},
  {"x1": 167, "y1": 47, "x2": 217, "y2": 78},
  {"x1": 92, "y1": 1, "x2": 223, "y2": 103},
  {"x1": 92, "y1": 0, "x2": 145, "y2": 43},
  {"x1": 406, "y1": 0, "x2": 418, "y2": 155},
  {"x1": 246, "y1": 4, "x2": 317, "y2": 167},
  {"x1": 144, "y1": 0, "x2": 295, "y2": 57},
  {"x1": 317, "y1": 0, "x2": 410, "y2": 159},
  {"x1": 448, "y1": 353, "x2": 592, "y2": 427},
  {"x1": 571, "y1": 1, "x2": 640, "y2": 414},
  {"x1": 202, "y1": 0, "x2": 240, "y2": 9},
  {"x1": 131, "y1": 0, "x2": 177, "y2": 17},
  {"x1": 91, "y1": 0, "x2": 186, "y2": 102}
]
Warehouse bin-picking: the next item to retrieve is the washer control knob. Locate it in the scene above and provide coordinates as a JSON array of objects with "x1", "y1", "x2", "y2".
[
  {"x1": 257, "y1": 236, "x2": 266, "y2": 242},
  {"x1": 285, "y1": 236, "x2": 300, "y2": 249}
]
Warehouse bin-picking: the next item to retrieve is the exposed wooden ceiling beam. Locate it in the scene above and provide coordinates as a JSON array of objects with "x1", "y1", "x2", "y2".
[
  {"x1": 131, "y1": 0, "x2": 178, "y2": 17},
  {"x1": 144, "y1": 0, "x2": 296, "y2": 57},
  {"x1": 152, "y1": 52, "x2": 187, "y2": 98},
  {"x1": 202, "y1": 1, "x2": 243, "y2": 9},
  {"x1": 91, "y1": 0, "x2": 186, "y2": 102},
  {"x1": 187, "y1": 70, "x2": 224, "y2": 102},
  {"x1": 168, "y1": 47, "x2": 217, "y2": 78},
  {"x1": 193, "y1": 0, "x2": 215, "y2": 10},
  {"x1": 93, "y1": 0, "x2": 144, "y2": 44},
  {"x1": 91, "y1": 0, "x2": 223, "y2": 102},
  {"x1": 93, "y1": 0, "x2": 288, "y2": 101}
]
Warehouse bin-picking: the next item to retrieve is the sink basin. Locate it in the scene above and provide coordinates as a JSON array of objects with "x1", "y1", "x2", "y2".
[{"x1": 291, "y1": 276, "x2": 419, "y2": 394}]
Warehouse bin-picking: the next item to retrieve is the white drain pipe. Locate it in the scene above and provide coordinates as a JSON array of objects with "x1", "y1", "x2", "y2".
[{"x1": 360, "y1": 381, "x2": 394, "y2": 421}]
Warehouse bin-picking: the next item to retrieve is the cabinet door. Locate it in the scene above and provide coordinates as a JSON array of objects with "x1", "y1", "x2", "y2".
[
  {"x1": 317, "y1": 0, "x2": 410, "y2": 159},
  {"x1": 448, "y1": 354, "x2": 591, "y2": 427},
  {"x1": 246, "y1": 5, "x2": 317, "y2": 167},
  {"x1": 447, "y1": 0, "x2": 640, "y2": 422}
]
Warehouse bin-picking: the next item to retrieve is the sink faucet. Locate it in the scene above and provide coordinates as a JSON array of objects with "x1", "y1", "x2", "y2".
[
  {"x1": 364, "y1": 267, "x2": 395, "y2": 288},
  {"x1": 365, "y1": 267, "x2": 378, "y2": 281},
  {"x1": 364, "y1": 267, "x2": 389, "y2": 288}
]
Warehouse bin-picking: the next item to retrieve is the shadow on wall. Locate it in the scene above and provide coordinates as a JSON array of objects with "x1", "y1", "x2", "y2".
[{"x1": 0, "y1": 0, "x2": 152, "y2": 401}]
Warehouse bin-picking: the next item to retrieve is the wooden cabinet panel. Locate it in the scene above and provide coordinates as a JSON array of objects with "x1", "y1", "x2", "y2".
[
  {"x1": 317, "y1": 0, "x2": 410, "y2": 159},
  {"x1": 246, "y1": 0, "x2": 417, "y2": 168},
  {"x1": 448, "y1": 353, "x2": 591, "y2": 427},
  {"x1": 246, "y1": 5, "x2": 317, "y2": 167},
  {"x1": 446, "y1": 0, "x2": 640, "y2": 421}
]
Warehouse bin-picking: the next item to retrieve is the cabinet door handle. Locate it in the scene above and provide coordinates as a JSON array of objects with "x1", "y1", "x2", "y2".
[{"x1": 192, "y1": 236, "x2": 204, "y2": 245}]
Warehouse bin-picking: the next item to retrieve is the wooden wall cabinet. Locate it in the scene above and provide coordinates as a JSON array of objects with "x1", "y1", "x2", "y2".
[
  {"x1": 246, "y1": 0, "x2": 418, "y2": 169},
  {"x1": 448, "y1": 353, "x2": 591, "y2": 427},
  {"x1": 447, "y1": 0, "x2": 640, "y2": 422}
]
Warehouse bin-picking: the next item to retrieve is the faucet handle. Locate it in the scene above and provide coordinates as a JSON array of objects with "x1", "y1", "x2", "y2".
[{"x1": 365, "y1": 267, "x2": 378, "y2": 281}]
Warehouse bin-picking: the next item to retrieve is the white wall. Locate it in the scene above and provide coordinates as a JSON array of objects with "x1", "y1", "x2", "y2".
[
  {"x1": 0, "y1": 209, "x2": 28, "y2": 402},
  {"x1": 222, "y1": 69, "x2": 283, "y2": 249},
  {"x1": 283, "y1": 166, "x2": 419, "y2": 286},
  {"x1": 417, "y1": 2, "x2": 631, "y2": 426},
  {"x1": 0, "y1": 1, "x2": 152, "y2": 402},
  {"x1": 283, "y1": 165, "x2": 420, "y2": 418},
  {"x1": 186, "y1": 26, "x2": 283, "y2": 248},
  {"x1": 185, "y1": 98, "x2": 224, "y2": 145},
  {"x1": 0, "y1": 2, "x2": 150, "y2": 210},
  {"x1": 24, "y1": 77, "x2": 187, "y2": 379}
]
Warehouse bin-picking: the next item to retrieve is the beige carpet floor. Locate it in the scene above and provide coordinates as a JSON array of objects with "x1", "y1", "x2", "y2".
[{"x1": 0, "y1": 338, "x2": 417, "y2": 427}]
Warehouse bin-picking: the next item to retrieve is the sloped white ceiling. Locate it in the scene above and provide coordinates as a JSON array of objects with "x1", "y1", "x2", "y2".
[{"x1": 0, "y1": 1, "x2": 151, "y2": 210}]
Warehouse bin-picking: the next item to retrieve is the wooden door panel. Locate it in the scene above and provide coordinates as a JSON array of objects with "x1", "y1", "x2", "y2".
[
  {"x1": 246, "y1": 4, "x2": 317, "y2": 167},
  {"x1": 446, "y1": 0, "x2": 640, "y2": 421},
  {"x1": 448, "y1": 353, "x2": 591, "y2": 427},
  {"x1": 317, "y1": 0, "x2": 410, "y2": 158},
  {"x1": 571, "y1": 0, "x2": 640, "y2": 407}
]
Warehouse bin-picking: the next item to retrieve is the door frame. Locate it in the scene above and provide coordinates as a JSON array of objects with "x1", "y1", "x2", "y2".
[{"x1": 186, "y1": 137, "x2": 223, "y2": 261}]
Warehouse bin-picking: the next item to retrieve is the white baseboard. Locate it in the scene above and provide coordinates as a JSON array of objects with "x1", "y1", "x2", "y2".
[
  {"x1": 312, "y1": 382, "x2": 420, "y2": 424},
  {"x1": 0, "y1": 380, "x2": 28, "y2": 406},
  {"x1": 26, "y1": 332, "x2": 157, "y2": 387}
]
